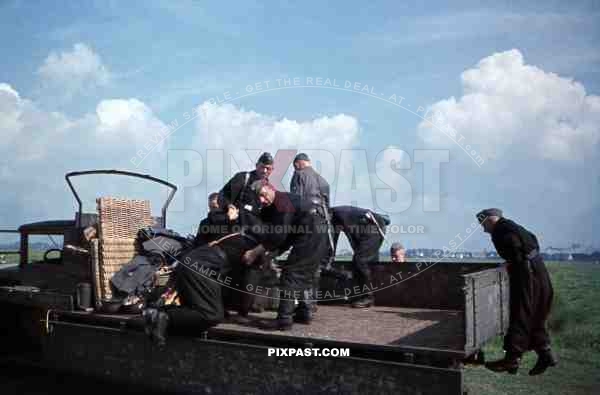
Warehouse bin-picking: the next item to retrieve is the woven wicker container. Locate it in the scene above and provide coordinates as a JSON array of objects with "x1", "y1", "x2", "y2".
[
  {"x1": 91, "y1": 197, "x2": 154, "y2": 303},
  {"x1": 96, "y1": 197, "x2": 154, "y2": 239},
  {"x1": 90, "y1": 239, "x2": 102, "y2": 307}
]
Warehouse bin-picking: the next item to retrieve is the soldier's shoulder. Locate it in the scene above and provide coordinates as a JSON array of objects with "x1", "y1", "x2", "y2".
[
  {"x1": 331, "y1": 205, "x2": 355, "y2": 215},
  {"x1": 495, "y1": 218, "x2": 526, "y2": 236}
]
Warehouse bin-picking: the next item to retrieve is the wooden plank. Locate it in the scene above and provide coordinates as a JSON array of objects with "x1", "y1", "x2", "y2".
[
  {"x1": 466, "y1": 266, "x2": 510, "y2": 350},
  {"x1": 463, "y1": 277, "x2": 474, "y2": 350}
]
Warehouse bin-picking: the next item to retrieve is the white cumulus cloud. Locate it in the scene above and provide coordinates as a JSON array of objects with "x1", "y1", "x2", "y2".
[
  {"x1": 418, "y1": 49, "x2": 600, "y2": 162},
  {"x1": 37, "y1": 43, "x2": 111, "y2": 97},
  {"x1": 0, "y1": 83, "x2": 170, "y2": 225},
  {"x1": 194, "y1": 102, "x2": 359, "y2": 154}
]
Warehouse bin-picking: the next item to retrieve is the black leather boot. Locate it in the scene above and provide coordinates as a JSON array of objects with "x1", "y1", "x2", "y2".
[
  {"x1": 293, "y1": 304, "x2": 313, "y2": 324},
  {"x1": 260, "y1": 317, "x2": 293, "y2": 331},
  {"x1": 261, "y1": 298, "x2": 294, "y2": 331},
  {"x1": 351, "y1": 294, "x2": 374, "y2": 308},
  {"x1": 529, "y1": 349, "x2": 557, "y2": 376},
  {"x1": 142, "y1": 308, "x2": 158, "y2": 338},
  {"x1": 485, "y1": 351, "x2": 521, "y2": 374},
  {"x1": 152, "y1": 311, "x2": 170, "y2": 348}
]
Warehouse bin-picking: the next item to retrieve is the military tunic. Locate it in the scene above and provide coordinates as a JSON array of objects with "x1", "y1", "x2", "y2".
[
  {"x1": 167, "y1": 234, "x2": 260, "y2": 334},
  {"x1": 194, "y1": 210, "x2": 237, "y2": 246},
  {"x1": 253, "y1": 191, "x2": 329, "y2": 320},
  {"x1": 491, "y1": 218, "x2": 554, "y2": 354},
  {"x1": 219, "y1": 170, "x2": 264, "y2": 230},
  {"x1": 330, "y1": 206, "x2": 388, "y2": 297}
]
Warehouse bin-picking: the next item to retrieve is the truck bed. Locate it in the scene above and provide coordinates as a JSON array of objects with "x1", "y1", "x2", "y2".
[
  {"x1": 216, "y1": 305, "x2": 465, "y2": 351},
  {"x1": 46, "y1": 304, "x2": 466, "y2": 355}
]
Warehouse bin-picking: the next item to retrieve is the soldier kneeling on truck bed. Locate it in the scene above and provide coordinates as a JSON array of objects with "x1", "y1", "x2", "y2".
[{"x1": 143, "y1": 231, "x2": 263, "y2": 347}]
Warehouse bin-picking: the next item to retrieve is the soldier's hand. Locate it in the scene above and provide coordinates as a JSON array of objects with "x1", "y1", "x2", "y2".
[
  {"x1": 242, "y1": 245, "x2": 266, "y2": 266},
  {"x1": 227, "y1": 205, "x2": 239, "y2": 221},
  {"x1": 242, "y1": 250, "x2": 258, "y2": 265}
]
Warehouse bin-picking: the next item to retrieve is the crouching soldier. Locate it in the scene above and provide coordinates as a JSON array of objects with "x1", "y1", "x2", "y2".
[
  {"x1": 328, "y1": 205, "x2": 390, "y2": 308},
  {"x1": 242, "y1": 181, "x2": 329, "y2": 330},
  {"x1": 477, "y1": 208, "x2": 557, "y2": 376},
  {"x1": 143, "y1": 232, "x2": 259, "y2": 346}
]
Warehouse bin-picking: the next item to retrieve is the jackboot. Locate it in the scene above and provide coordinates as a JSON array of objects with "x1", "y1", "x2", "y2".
[
  {"x1": 351, "y1": 294, "x2": 374, "y2": 309},
  {"x1": 142, "y1": 308, "x2": 158, "y2": 338},
  {"x1": 261, "y1": 298, "x2": 294, "y2": 331},
  {"x1": 529, "y1": 349, "x2": 557, "y2": 376},
  {"x1": 293, "y1": 304, "x2": 313, "y2": 324},
  {"x1": 152, "y1": 311, "x2": 170, "y2": 348},
  {"x1": 485, "y1": 351, "x2": 521, "y2": 374}
]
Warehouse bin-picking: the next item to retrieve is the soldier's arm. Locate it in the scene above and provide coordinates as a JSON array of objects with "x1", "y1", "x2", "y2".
[
  {"x1": 259, "y1": 212, "x2": 295, "y2": 252},
  {"x1": 218, "y1": 172, "x2": 242, "y2": 207},
  {"x1": 290, "y1": 172, "x2": 306, "y2": 196},
  {"x1": 314, "y1": 173, "x2": 330, "y2": 207},
  {"x1": 502, "y1": 232, "x2": 528, "y2": 267},
  {"x1": 194, "y1": 218, "x2": 210, "y2": 246}
]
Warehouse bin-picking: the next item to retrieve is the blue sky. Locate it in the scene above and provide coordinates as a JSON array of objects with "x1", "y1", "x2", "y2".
[{"x1": 0, "y1": 0, "x2": 599, "y2": 252}]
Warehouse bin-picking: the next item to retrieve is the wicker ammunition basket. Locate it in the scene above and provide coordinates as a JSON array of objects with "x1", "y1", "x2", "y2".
[
  {"x1": 91, "y1": 197, "x2": 154, "y2": 305},
  {"x1": 96, "y1": 197, "x2": 154, "y2": 239}
]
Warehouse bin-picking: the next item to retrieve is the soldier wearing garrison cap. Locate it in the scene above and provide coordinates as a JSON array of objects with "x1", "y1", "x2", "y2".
[
  {"x1": 290, "y1": 152, "x2": 333, "y2": 318},
  {"x1": 217, "y1": 152, "x2": 274, "y2": 317},
  {"x1": 219, "y1": 152, "x2": 274, "y2": 225},
  {"x1": 243, "y1": 181, "x2": 329, "y2": 331},
  {"x1": 476, "y1": 208, "x2": 557, "y2": 376}
]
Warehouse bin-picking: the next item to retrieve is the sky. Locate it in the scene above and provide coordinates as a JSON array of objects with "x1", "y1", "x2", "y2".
[{"x1": 0, "y1": 0, "x2": 599, "y2": 253}]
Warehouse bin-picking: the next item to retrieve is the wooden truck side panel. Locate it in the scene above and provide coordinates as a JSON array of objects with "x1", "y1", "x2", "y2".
[{"x1": 463, "y1": 267, "x2": 510, "y2": 353}]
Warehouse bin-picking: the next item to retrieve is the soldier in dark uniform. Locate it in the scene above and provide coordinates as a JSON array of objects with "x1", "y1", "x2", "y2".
[
  {"x1": 289, "y1": 153, "x2": 333, "y2": 318},
  {"x1": 143, "y1": 232, "x2": 261, "y2": 346},
  {"x1": 477, "y1": 208, "x2": 557, "y2": 376},
  {"x1": 195, "y1": 192, "x2": 238, "y2": 246},
  {"x1": 329, "y1": 205, "x2": 390, "y2": 308},
  {"x1": 290, "y1": 153, "x2": 330, "y2": 207},
  {"x1": 217, "y1": 153, "x2": 274, "y2": 314},
  {"x1": 242, "y1": 181, "x2": 329, "y2": 330},
  {"x1": 218, "y1": 152, "x2": 274, "y2": 231}
]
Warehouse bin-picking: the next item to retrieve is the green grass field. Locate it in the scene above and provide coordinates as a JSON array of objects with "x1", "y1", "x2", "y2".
[
  {"x1": 465, "y1": 262, "x2": 600, "y2": 394},
  {"x1": 0, "y1": 250, "x2": 46, "y2": 265}
]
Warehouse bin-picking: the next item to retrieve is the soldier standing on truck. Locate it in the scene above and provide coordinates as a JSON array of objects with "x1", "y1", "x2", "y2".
[
  {"x1": 289, "y1": 152, "x2": 332, "y2": 319},
  {"x1": 477, "y1": 208, "x2": 557, "y2": 376},
  {"x1": 218, "y1": 152, "x2": 274, "y2": 230},
  {"x1": 218, "y1": 152, "x2": 274, "y2": 316},
  {"x1": 242, "y1": 181, "x2": 329, "y2": 330}
]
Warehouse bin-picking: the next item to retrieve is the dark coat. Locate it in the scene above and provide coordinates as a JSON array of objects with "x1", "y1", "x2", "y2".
[
  {"x1": 290, "y1": 166, "x2": 330, "y2": 206},
  {"x1": 195, "y1": 210, "x2": 237, "y2": 246},
  {"x1": 490, "y1": 218, "x2": 554, "y2": 353}
]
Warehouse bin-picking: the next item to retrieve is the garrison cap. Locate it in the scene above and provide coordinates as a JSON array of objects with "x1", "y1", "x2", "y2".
[
  {"x1": 476, "y1": 208, "x2": 503, "y2": 223},
  {"x1": 294, "y1": 152, "x2": 310, "y2": 162},
  {"x1": 257, "y1": 152, "x2": 274, "y2": 165}
]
